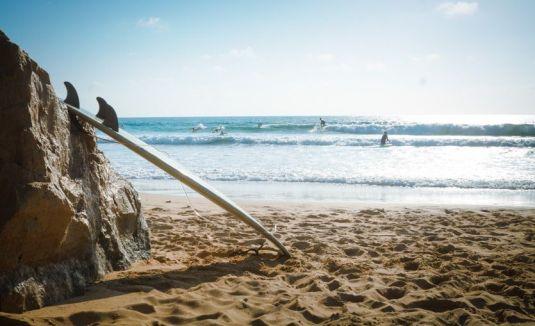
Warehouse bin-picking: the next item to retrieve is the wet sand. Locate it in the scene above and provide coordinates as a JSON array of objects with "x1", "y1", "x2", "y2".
[{"x1": 1, "y1": 194, "x2": 534, "y2": 325}]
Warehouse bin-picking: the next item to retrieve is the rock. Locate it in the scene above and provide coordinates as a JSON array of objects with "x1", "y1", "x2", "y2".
[{"x1": 0, "y1": 30, "x2": 150, "y2": 312}]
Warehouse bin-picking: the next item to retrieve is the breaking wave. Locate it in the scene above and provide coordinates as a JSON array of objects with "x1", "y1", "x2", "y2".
[
  {"x1": 124, "y1": 135, "x2": 535, "y2": 147},
  {"x1": 320, "y1": 123, "x2": 535, "y2": 136},
  {"x1": 118, "y1": 168, "x2": 535, "y2": 190},
  {"x1": 120, "y1": 119, "x2": 535, "y2": 137}
]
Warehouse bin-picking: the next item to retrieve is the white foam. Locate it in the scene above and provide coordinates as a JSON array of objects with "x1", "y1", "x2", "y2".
[{"x1": 125, "y1": 134, "x2": 535, "y2": 148}]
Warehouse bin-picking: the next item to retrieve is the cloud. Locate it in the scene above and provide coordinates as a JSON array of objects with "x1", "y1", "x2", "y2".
[
  {"x1": 304, "y1": 53, "x2": 352, "y2": 72},
  {"x1": 212, "y1": 65, "x2": 228, "y2": 72},
  {"x1": 202, "y1": 47, "x2": 256, "y2": 60},
  {"x1": 436, "y1": 2, "x2": 479, "y2": 16},
  {"x1": 308, "y1": 53, "x2": 335, "y2": 63},
  {"x1": 226, "y1": 46, "x2": 256, "y2": 58},
  {"x1": 365, "y1": 61, "x2": 387, "y2": 72},
  {"x1": 137, "y1": 17, "x2": 164, "y2": 30},
  {"x1": 410, "y1": 53, "x2": 441, "y2": 64}
]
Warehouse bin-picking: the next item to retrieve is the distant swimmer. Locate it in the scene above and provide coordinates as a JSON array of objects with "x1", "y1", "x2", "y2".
[
  {"x1": 257, "y1": 123, "x2": 263, "y2": 128},
  {"x1": 320, "y1": 117, "x2": 326, "y2": 128},
  {"x1": 380, "y1": 131, "x2": 390, "y2": 145}
]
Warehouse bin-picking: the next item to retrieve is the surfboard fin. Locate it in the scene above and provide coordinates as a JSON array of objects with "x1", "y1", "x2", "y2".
[
  {"x1": 64, "y1": 81, "x2": 84, "y2": 132},
  {"x1": 64, "y1": 81, "x2": 80, "y2": 108},
  {"x1": 96, "y1": 97, "x2": 119, "y2": 132}
]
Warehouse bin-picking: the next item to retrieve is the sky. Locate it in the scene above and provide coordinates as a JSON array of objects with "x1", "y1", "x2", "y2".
[{"x1": 1, "y1": 0, "x2": 534, "y2": 117}]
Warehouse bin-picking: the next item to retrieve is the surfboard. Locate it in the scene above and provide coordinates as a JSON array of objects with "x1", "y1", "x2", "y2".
[{"x1": 61, "y1": 82, "x2": 290, "y2": 257}]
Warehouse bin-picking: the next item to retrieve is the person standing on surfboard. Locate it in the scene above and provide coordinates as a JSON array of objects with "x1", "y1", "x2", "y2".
[
  {"x1": 320, "y1": 117, "x2": 326, "y2": 129},
  {"x1": 381, "y1": 131, "x2": 390, "y2": 145}
]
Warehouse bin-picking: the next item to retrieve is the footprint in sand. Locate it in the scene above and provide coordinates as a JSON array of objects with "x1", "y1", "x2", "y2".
[
  {"x1": 411, "y1": 278, "x2": 435, "y2": 290},
  {"x1": 343, "y1": 247, "x2": 364, "y2": 257},
  {"x1": 360, "y1": 209, "x2": 385, "y2": 216},
  {"x1": 377, "y1": 286, "x2": 406, "y2": 300},
  {"x1": 127, "y1": 303, "x2": 156, "y2": 314},
  {"x1": 322, "y1": 295, "x2": 344, "y2": 307},
  {"x1": 405, "y1": 298, "x2": 469, "y2": 312},
  {"x1": 292, "y1": 241, "x2": 310, "y2": 250},
  {"x1": 430, "y1": 274, "x2": 450, "y2": 285},
  {"x1": 403, "y1": 260, "x2": 420, "y2": 271},
  {"x1": 367, "y1": 250, "x2": 380, "y2": 258},
  {"x1": 393, "y1": 243, "x2": 408, "y2": 252},
  {"x1": 337, "y1": 292, "x2": 365, "y2": 303}
]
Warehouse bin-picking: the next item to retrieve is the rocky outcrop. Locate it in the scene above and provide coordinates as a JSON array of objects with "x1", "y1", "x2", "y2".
[{"x1": 0, "y1": 30, "x2": 150, "y2": 313}]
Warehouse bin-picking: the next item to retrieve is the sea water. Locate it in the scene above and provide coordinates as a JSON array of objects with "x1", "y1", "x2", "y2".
[{"x1": 98, "y1": 115, "x2": 535, "y2": 206}]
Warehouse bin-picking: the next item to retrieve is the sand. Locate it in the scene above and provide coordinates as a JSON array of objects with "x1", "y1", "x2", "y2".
[{"x1": 1, "y1": 194, "x2": 534, "y2": 325}]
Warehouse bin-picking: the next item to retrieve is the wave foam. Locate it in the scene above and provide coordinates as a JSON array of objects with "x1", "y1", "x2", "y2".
[
  {"x1": 319, "y1": 123, "x2": 535, "y2": 137},
  {"x1": 120, "y1": 119, "x2": 535, "y2": 136},
  {"x1": 118, "y1": 169, "x2": 535, "y2": 190},
  {"x1": 115, "y1": 135, "x2": 535, "y2": 148}
]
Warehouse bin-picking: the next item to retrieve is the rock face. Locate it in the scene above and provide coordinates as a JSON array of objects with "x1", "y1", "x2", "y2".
[{"x1": 0, "y1": 31, "x2": 150, "y2": 313}]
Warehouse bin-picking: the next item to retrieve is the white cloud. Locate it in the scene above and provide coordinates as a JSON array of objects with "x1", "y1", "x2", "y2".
[
  {"x1": 365, "y1": 61, "x2": 387, "y2": 72},
  {"x1": 304, "y1": 53, "x2": 352, "y2": 72},
  {"x1": 202, "y1": 47, "x2": 256, "y2": 60},
  {"x1": 308, "y1": 53, "x2": 335, "y2": 63},
  {"x1": 137, "y1": 17, "x2": 164, "y2": 30},
  {"x1": 212, "y1": 65, "x2": 228, "y2": 72},
  {"x1": 311, "y1": 63, "x2": 352, "y2": 73},
  {"x1": 425, "y1": 53, "x2": 441, "y2": 62},
  {"x1": 410, "y1": 53, "x2": 441, "y2": 64},
  {"x1": 436, "y1": 2, "x2": 479, "y2": 16},
  {"x1": 226, "y1": 46, "x2": 256, "y2": 58}
]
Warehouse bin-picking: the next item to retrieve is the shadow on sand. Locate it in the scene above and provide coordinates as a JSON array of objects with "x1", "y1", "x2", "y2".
[{"x1": 68, "y1": 253, "x2": 288, "y2": 304}]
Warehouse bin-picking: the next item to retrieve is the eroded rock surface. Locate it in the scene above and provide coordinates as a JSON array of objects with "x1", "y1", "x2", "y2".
[{"x1": 0, "y1": 30, "x2": 150, "y2": 313}]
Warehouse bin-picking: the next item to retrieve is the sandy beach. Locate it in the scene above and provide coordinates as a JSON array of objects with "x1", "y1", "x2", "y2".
[
  {"x1": 2, "y1": 1, "x2": 535, "y2": 324},
  {"x1": 0, "y1": 194, "x2": 533, "y2": 325}
]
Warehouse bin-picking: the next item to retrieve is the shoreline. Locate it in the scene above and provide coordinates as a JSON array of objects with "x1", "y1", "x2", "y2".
[
  {"x1": 140, "y1": 192, "x2": 535, "y2": 211},
  {"x1": 129, "y1": 180, "x2": 535, "y2": 208},
  {"x1": 2, "y1": 194, "x2": 533, "y2": 324}
]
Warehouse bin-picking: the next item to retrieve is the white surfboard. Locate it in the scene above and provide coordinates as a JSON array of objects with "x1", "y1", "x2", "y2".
[{"x1": 60, "y1": 84, "x2": 289, "y2": 256}]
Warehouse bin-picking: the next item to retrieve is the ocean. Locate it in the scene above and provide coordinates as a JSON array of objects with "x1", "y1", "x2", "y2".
[{"x1": 98, "y1": 115, "x2": 535, "y2": 206}]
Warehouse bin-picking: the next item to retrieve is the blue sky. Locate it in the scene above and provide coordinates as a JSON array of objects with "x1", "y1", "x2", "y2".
[{"x1": 1, "y1": 0, "x2": 534, "y2": 116}]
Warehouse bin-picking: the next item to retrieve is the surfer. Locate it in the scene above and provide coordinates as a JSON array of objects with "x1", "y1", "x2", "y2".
[
  {"x1": 380, "y1": 131, "x2": 390, "y2": 145},
  {"x1": 320, "y1": 117, "x2": 326, "y2": 128},
  {"x1": 191, "y1": 126, "x2": 200, "y2": 132},
  {"x1": 257, "y1": 123, "x2": 262, "y2": 128}
]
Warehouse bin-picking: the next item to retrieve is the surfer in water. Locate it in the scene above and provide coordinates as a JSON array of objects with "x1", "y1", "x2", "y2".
[
  {"x1": 320, "y1": 117, "x2": 326, "y2": 129},
  {"x1": 380, "y1": 131, "x2": 390, "y2": 145},
  {"x1": 212, "y1": 125, "x2": 226, "y2": 135}
]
